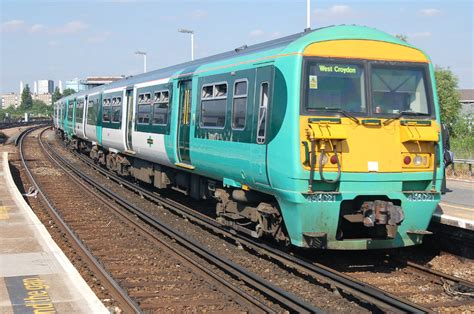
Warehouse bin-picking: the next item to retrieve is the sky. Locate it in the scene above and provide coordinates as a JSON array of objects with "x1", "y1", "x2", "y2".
[{"x1": 0, "y1": 0, "x2": 473, "y2": 94}]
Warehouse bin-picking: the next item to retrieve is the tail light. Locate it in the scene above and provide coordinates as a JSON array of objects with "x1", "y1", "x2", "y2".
[
  {"x1": 403, "y1": 156, "x2": 411, "y2": 165},
  {"x1": 330, "y1": 155, "x2": 338, "y2": 164}
]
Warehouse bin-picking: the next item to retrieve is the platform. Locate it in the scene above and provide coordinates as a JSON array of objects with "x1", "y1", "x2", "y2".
[
  {"x1": 433, "y1": 203, "x2": 474, "y2": 231},
  {"x1": 0, "y1": 152, "x2": 108, "y2": 313},
  {"x1": 432, "y1": 180, "x2": 474, "y2": 231}
]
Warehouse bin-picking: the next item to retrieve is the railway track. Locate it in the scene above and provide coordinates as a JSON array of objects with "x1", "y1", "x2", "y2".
[
  {"x1": 49, "y1": 130, "x2": 466, "y2": 313},
  {"x1": 21, "y1": 126, "x2": 323, "y2": 313},
  {"x1": 17, "y1": 127, "x2": 140, "y2": 313},
  {"x1": 336, "y1": 254, "x2": 474, "y2": 310}
]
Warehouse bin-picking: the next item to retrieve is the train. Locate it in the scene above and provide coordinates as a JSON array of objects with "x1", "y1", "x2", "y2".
[{"x1": 54, "y1": 25, "x2": 444, "y2": 250}]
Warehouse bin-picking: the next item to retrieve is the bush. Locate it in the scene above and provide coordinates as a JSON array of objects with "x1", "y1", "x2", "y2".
[{"x1": 450, "y1": 116, "x2": 473, "y2": 159}]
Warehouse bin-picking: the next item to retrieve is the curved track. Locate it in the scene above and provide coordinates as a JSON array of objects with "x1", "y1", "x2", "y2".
[
  {"x1": 25, "y1": 127, "x2": 323, "y2": 313},
  {"x1": 18, "y1": 127, "x2": 141, "y2": 313}
]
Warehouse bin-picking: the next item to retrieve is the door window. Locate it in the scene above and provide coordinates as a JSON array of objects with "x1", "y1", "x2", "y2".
[
  {"x1": 232, "y1": 80, "x2": 248, "y2": 129},
  {"x1": 257, "y1": 82, "x2": 269, "y2": 144}
]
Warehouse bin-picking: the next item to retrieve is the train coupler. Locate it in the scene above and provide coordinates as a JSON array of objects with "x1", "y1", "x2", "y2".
[
  {"x1": 303, "y1": 232, "x2": 327, "y2": 248},
  {"x1": 362, "y1": 200, "x2": 405, "y2": 238}
]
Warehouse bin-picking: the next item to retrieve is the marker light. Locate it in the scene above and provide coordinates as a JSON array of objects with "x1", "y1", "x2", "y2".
[
  {"x1": 330, "y1": 155, "x2": 338, "y2": 164},
  {"x1": 423, "y1": 156, "x2": 428, "y2": 166},
  {"x1": 403, "y1": 156, "x2": 412, "y2": 165},
  {"x1": 321, "y1": 154, "x2": 328, "y2": 166},
  {"x1": 414, "y1": 155, "x2": 423, "y2": 166}
]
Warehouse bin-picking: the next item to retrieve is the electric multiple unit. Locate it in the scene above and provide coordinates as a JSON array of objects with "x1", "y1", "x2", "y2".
[{"x1": 54, "y1": 25, "x2": 443, "y2": 250}]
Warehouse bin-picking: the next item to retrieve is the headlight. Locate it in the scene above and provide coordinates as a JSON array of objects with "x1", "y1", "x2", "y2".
[{"x1": 414, "y1": 155, "x2": 423, "y2": 166}]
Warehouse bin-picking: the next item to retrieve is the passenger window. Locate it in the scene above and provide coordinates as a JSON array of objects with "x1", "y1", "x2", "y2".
[
  {"x1": 202, "y1": 86, "x2": 213, "y2": 98},
  {"x1": 257, "y1": 82, "x2": 269, "y2": 144},
  {"x1": 152, "y1": 90, "x2": 170, "y2": 125},
  {"x1": 76, "y1": 100, "x2": 84, "y2": 123},
  {"x1": 67, "y1": 101, "x2": 74, "y2": 121},
  {"x1": 201, "y1": 82, "x2": 227, "y2": 128},
  {"x1": 111, "y1": 96, "x2": 122, "y2": 123},
  {"x1": 87, "y1": 100, "x2": 95, "y2": 124},
  {"x1": 137, "y1": 103, "x2": 151, "y2": 124},
  {"x1": 102, "y1": 98, "x2": 111, "y2": 122},
  {"x1": 232, "y1": 80, "x2": 248, "y2": 129}
]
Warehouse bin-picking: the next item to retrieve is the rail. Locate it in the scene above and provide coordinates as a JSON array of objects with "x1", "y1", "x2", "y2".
[
  {"x1": 18, "y1": 127, "x2": 142, "y2": 314},
  {"x1": 67, "y1": 142, "x2": 430, "y2": 313},
  {"x1": 0, "y1": 120, "x2": 51, "y2": 130}
]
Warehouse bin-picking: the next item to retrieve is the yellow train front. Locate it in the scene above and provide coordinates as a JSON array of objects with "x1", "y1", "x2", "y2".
[{"x1": 268, "y1": 26, "x2": 443, "y2": 249}]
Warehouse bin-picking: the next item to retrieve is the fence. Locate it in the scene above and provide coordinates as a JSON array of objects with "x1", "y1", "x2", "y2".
[{"x1": 451, "y1": 159, "x2": 474, "y2": 176}]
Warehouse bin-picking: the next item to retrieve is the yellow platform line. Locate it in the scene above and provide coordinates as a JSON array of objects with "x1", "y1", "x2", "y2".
[
  {"x1": 439, "y1": 202, "x2": 474, "y2": 211},
  {"x1": 0, "y1": 206, "x2": 9, "y2": 219}
]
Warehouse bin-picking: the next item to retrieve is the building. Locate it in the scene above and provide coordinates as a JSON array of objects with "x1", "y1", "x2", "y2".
[
  {"x1": 459, "y1": 89, "x2": 474, "y2": 116},
  {"x1": 65, "y1": 78, "x2": 86, "y2": 92},
  {"x1": 37, "y1": 80, "x2": 54, "y2": 94},
  {"x1": 1, "y1": 93, "x2": 20, "y2": 109},
  {"x1": 83, "y1": 76, "x2": 123, "y2": 89},
  {"x1": 65, "y1": 76, "x2": 123, "y2": 92},
  {"x1": 459, "y1": 89, "x2": 474, "y2": 129},
  {"x1": 33, "y1": 93, "x2": 52, "y2": 105}
]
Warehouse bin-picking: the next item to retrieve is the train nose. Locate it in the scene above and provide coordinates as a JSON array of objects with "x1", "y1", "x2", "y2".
[{"x1": 362, "y1": 200, "x2": 405, "y2": 238}]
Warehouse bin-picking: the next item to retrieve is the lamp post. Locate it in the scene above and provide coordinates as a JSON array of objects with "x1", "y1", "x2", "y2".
[
  {"x1": 178, "y1": 28, "x2": 194, "y2": 61},
  {"x1": 135, "y1": 51, "x2": 147, "y2": 73},
  {"x1": 306, "y1": 0, "x2": 311, "y2": 30}
]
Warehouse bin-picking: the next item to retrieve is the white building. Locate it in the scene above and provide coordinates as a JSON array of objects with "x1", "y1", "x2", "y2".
[
  {"x1": 1, "y1": 93, "x2": 20, "y2": 109},
  {"x1": 37, "y1": 80, "x2": 54, "y2": 94}
]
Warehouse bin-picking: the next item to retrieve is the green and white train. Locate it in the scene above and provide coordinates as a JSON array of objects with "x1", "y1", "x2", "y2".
[{"x1": 55, "y1": 25, "x2": 444, "y2": 250}]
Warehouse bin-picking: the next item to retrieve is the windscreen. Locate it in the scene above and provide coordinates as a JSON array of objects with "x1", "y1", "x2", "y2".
[
  {"x1": 304, "y1": 62, "x2": 366, "y2": 113},
  {"x1": 371, "y1": 65, "x2": 429, "y2": 115}
]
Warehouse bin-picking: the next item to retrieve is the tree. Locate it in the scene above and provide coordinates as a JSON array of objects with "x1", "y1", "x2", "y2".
[
  {"x1": 435, "y1": 66, "x2": 461, "y2": 136},
  {"x1": 62, "y1": 88, "x2": 76, "y2": 97},
  {"x1": 52, "y1": 87, "x2": 62, "y2": 104},
  {"x1": 20, "y1": 84, "x2": 33, "y2": 109},
  {"x1": 31, "y1": 99, "x2": 52, "y2": 116}
]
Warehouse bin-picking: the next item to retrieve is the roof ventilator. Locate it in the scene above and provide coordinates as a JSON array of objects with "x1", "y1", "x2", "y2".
[{"x1": 235, "y1": 45, "x2": 248, "y2": 53}]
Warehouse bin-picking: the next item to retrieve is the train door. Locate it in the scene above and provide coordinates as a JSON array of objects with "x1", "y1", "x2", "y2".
[
  {"x1": 125, "y1": 88, "x2": 134, "y2": 152},
  {"x1": 60, "y1": 103, "x2": 63, "y2": 129},
  {"x1": 176, "y1": 79, "x2": 192, "y2": 165},
  {"x1": 82, "y1": 95, "x2": 88, "y2": 137},
  {"x1": 251, "y1": 66, "x2": 273, "y2": 186},
  {"x1": 73, "y1": 99, "x2": 77, "y2": 135}
]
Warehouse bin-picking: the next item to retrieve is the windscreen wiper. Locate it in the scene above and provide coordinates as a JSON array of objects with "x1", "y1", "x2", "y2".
[
  {"x1": 310, "y1": 107, "x2": 360, "y2": 124},
  {"x1": 383, "y1": 111, "x2": 430, "y2": 125}
]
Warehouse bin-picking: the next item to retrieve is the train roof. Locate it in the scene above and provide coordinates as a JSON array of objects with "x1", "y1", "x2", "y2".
[{"x1": 59, "y1": 24, "x2": 414, "y2": 102}]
